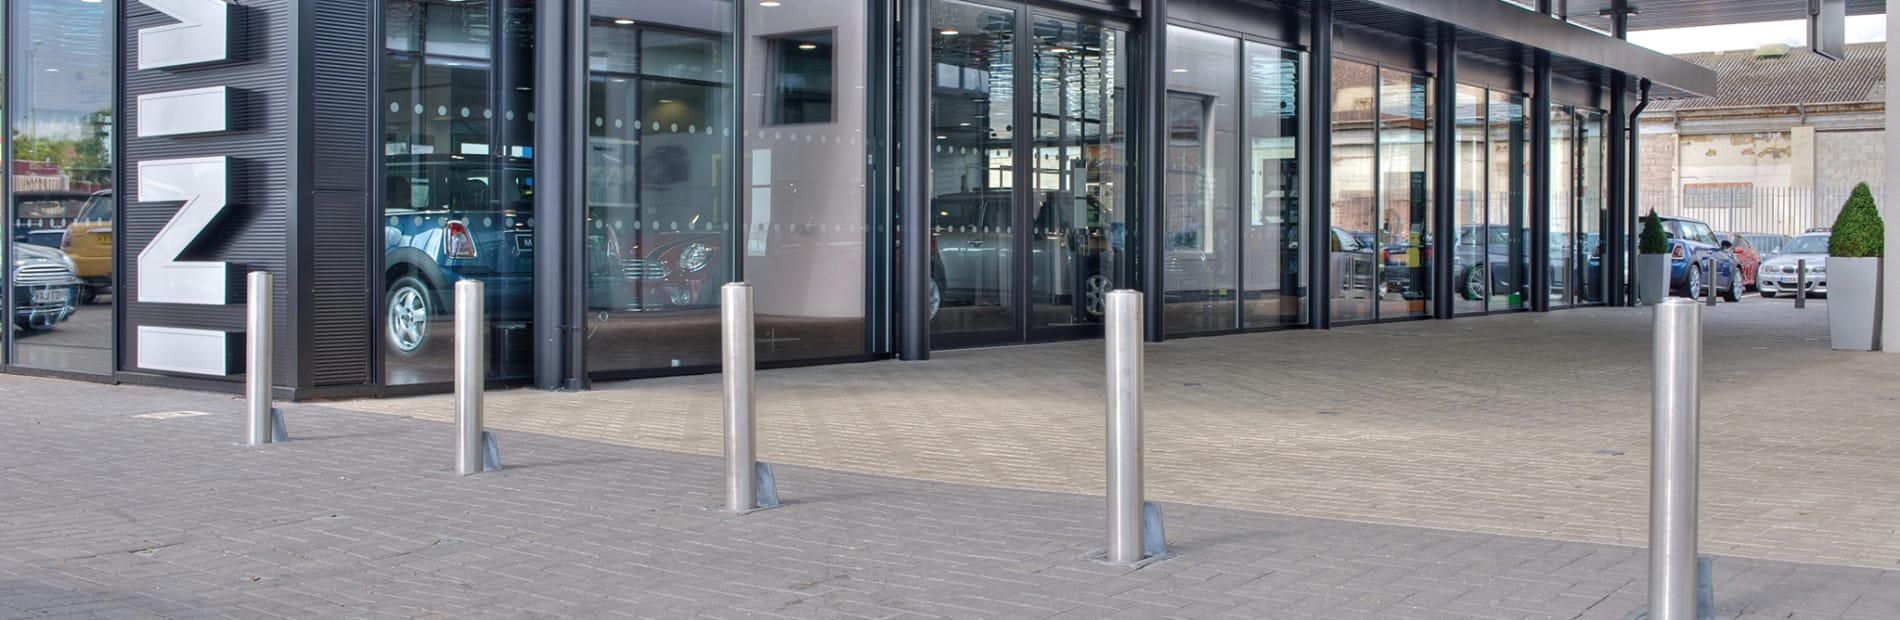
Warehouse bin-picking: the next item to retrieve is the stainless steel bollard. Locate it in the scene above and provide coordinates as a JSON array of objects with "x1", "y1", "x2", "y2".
[
  {"x1": 1649, "y1": 298, "x2": 1702, "y2": 620},
  {"x1": 246, "y1": 272, "x2": 274, "y2": 446},
  {"x1": 1795, "y1": 259, "x2": 1807, "y2": 309},
  {"x1": 455, "y1": 280, "x2": 485, "y2": 476},
  {"x1": 723, "y1": 283, "x2": 758, "y2": 512},
  {"x1": 1106, "y1": 290, "x2": 1144, "y2": 564}
]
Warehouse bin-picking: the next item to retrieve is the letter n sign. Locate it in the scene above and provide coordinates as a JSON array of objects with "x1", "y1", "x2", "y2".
[{"x1": 133, "y1": 0, "x2": 240, "y2": 376}]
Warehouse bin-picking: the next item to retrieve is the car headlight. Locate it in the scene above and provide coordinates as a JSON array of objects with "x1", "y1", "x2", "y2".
[
  {"x1": 1811, "y1": 265, "x2": 1825, "y2": 274},
  {"x1": 677, "y1": 242, "x2": 712, "y2": 273}
]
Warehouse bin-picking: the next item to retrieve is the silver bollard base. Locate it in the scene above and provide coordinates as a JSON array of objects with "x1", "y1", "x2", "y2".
[
  {"x1": 270, "y1": 408, "x2": 290, "y2": 443},
  {"x1": 1624, "y1": 556, "x2": 1719, "y2": 620},
  {"x1": 479, "y1": 431, "x2": 502, "y2": 472},
  {"x1": 1088, "y1": 502, "x2": 1171, "y2": 567},
  {"x1": 722, "y1": 462, "x2": 781, "y2": 514}
]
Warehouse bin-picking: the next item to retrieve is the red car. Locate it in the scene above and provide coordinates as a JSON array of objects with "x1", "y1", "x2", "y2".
[{"x1": 1713, "y1": 231, "x2": 1762, "y2": 290}]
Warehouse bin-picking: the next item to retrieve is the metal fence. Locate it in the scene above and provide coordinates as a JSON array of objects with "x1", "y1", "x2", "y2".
[{"x1": 1635, "y1": 185, "x2": 1877, "y2": 237}]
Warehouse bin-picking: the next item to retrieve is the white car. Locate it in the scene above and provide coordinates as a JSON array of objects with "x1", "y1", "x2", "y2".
[{"x1": 1757, "y1": 233, "x2": 1828, "y2": 298}]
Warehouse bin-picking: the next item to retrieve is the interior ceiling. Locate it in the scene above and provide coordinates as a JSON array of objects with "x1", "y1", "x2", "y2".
[{"x1": 1571, "y1": 0, "x2": 1886, "y2": 32}]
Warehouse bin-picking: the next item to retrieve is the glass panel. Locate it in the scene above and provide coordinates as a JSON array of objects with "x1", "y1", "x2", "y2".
[
  {"x1": 1489, "y1": 91, "x2": 1529, "y2": 310},
  {"x1": 1576, "y1": 110, "x2": 1606, "y2": 304},
  {"x1": 1162, "y1": 27, "x2": 1238, "y2": 335},
  {"x1": 929, "y1": 0, "x2": 1015, "y2": 336},
  {"x1": 1028, "y1": 16, "x2": 1125, "y2": 330},
  {"x1": 383, "y1": 0, "x2": 537, "y2": 385},
  {"x1": 1241, "y1": 42, "x2": 1303, "y2": 329},
  {"x1": 1451, "y1": 85, "x2": 1486, "y2": 315},
  {"x1": 583, "y1": 1, "x2": 736, "y2": 373},
  {"x1": 9, "y1": 0, "x2": 114, "y2": 373},
  {"x1": 1377, "y1": 71, "x2": 1431, "y2": 319},
  {"x1": 742, "y1": 0, "x2": 869, "y2": 362},
  {"x1": 1328, "y1": 60, "x2": 1377, "y2": 323},
  {"x1": 1548, "y1": 104, "x2": 1573, "y2": 305}
]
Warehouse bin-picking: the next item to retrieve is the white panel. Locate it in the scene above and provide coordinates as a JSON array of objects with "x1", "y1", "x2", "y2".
[
  {"x1": 138, "y1": 326, "x2": 238, "y2": 376},
  {"x1": 137, "y1": 0, "x2": 230, "y2": 70},
  {"x1": 137, "y1": 157, "x2": 232, "y2": 305},
  {"x1": 137, "y1": 87, "x2": 229, "y2": 137}
]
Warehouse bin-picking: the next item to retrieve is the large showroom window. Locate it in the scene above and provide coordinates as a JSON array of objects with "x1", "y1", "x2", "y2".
[{"x1": 6, "y1": 0, "x2": 115, "y2": 374}]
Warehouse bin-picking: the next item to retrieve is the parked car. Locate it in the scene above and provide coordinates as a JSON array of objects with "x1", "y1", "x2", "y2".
[
  {"x1": 1712, "y1": 231, "x2": 1761, "y2": 290},
  {"x1": 60, "y1": 191, "x2": 113, "y2": 304},
  {"x1": 1452, "y1": 225, "x2": 1574, "y2": 302},
  {"x1": 10, "y1": 242, "x2": 82, "y2": 331},
  {"x1": 12, "y1": 190, "x2": 91, "y2": 247},
  {"x1": 1330, "y1": 227, "x2": 1377, "y2": 298},
  {"x1": 1658, "y1": 216, "x2": 1743, "y2": 301},
  {"x1": 931, "y1": 191, "x2": 1115, "y2": 317},
  {"x1": 1740, "y1": 232, "x2": 1790, "y2": 258},
  {"x1": 1756, "y1": 232, "x2": 1828, "y2": 298}
]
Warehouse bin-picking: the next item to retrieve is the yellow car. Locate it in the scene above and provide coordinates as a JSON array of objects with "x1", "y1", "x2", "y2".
[{"x1": 61, "y1": 190, "x2": 113, "y2": 305}]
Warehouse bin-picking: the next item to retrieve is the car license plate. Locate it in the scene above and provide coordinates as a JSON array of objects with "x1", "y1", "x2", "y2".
[
  {"x1": 514, "y1": 234, "x2": 533, "y2": 253},
  {"x1": 95, "y1": 232, "x2": 111, "y2": 244},
  {"x1": 31, "y1": 288, "x2": 68, "y2": 305}
]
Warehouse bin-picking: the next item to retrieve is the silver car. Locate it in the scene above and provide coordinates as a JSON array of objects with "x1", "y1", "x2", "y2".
[
  {"x1": 1757, "y1": 233, "x2": 1828, "y2": 298},
  {"x1": 11, "y1": 242, "x2": 82, "y2": 331}
]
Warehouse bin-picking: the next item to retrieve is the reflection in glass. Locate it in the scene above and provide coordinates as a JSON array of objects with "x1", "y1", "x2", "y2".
[
  {"x1": 1328, "y1": 60, "x2": 1377, "y2": 323},
  {"x1": 1163, "y1": 27, "x2": 1238, "y2": 334},
  {"x1": 1576, "y1": 111, "x2": 1606, "y2": 305},
  {"x1": 1377, "y1": 71, "x2": 1432, "y2": 319},
  {"x1": 382, "y1": 0, "x2": 537, "y2": 385},
  {"x1": 929, "y1": 0, "x2": 1015, "y2": 336},
  {"x1": 1029, "y1": 16, "x2": 1125, "y2": 331},
  {"x1": 583, "y1": 1, "x2": 737, "y2": 372},
  {"x1": 1451, "y1": 85, "x2": 1487, "y2": 315},
  {"x1": 1241, "y1": 43, "x2": 1304, "y2": 328},
  {"x1": 742, "y1": 0, "x2": 870, "y2": 361},
  {"x1": 8, "y1": 0, "x2": 114, "y2": 373},
  {"x1": 1549, "y1": 104, "x2": 1573, "y2": 305}
]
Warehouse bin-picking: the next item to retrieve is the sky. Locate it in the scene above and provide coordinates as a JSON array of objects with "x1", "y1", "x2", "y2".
[{"x1": 1628, "y1": 14, "x2": 1887, "y2": 54}]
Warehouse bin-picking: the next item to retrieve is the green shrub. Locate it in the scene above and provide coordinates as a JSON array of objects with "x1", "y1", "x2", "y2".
[
  {"x1": 1638, "y1": 210, "x2": 1669, "y2": 254},
  {"x1": 1829, "y1": 183, "x2": 1885, "y2": 258}
]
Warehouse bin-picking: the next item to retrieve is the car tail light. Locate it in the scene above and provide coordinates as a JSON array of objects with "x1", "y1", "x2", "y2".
[
  {"x1": 1669, "y1": 244, "x2": 1685, "y2": 260},
  {"x1": 444, "y1": 220, "x2": 478, "y2": 259}
]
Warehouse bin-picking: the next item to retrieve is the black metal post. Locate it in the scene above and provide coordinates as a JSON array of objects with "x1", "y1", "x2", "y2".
[
  {"x1": 531, "y1": 0, "x2": 569, "y2": 389},
  {"x1": 1433, "y1": 27, "x2": 1457, "y2": 319},
  {"x1": 1530, "y1": 53, "x2": 1553, "y2": 312},
  {"x1": 1309, "y1": 0, "x2": 1333, "y2": 330},
  {"x1": 1139, "y1": 0, "x2": 1167, "y2": 342},
  {"x1": 898, "y1": 0, "x2": 931, "y2": 360},
  {"x1": 1608, "y1": 74, "x2": 1628, "y2": 307}
]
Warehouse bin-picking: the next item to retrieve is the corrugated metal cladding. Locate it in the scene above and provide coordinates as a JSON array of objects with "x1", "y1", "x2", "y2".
[
  {"x1": 120, "y1": 2, "x2": 292, "y2": 381},
  {"x1": 305, "y1": 2, "x2": 375, "y2": 387}
]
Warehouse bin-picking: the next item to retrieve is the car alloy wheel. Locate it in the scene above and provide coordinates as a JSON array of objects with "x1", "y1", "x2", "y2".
[
  {"x1": 1463, "y1": 266, "x2": 1488, "y2": 301},
  {"x1": 385, "y1": 276, "x2": 433, "y2": 356},
  {"x1": 927, "y1": 277, "x2": 943, "y2": 321},
  {"x1": 1084, "y1": 274, "x2": 1113, "y2": 317},
  {"x1": 1722, "y1": 268, "x2": 1742, "y2": 302},
  {"x1": 1684, "y1": 266, "x2": 1700, "y2": 299}
]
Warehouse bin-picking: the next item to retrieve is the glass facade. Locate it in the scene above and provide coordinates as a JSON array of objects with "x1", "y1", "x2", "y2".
[{"x1": 0, "y1": 1, "x2": 1659, "y2": 391}]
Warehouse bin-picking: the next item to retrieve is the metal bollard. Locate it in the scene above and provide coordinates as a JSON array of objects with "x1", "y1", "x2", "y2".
[
  {"x1": 722, "y1": 283, "x2": 778, "y2": 512},
  {"x1": 246, "y1": 271, "x2": 281, "y2": 445},
  {"x1": 455, "y1": 280, "x2": 499, "y2": 475},
  {"x1": 1105, "y1": 290, "x2": 1166, "y2": 564},
  {"x1": 1703, "y1": 257, "x2": 1716, "y2": 306},
  {"x1": 1795, "y1": 259, "x2": 1807, "y2": 309},
  {"x1": 1649, "y1": 298, "x2": 1702, "y2": 620}
]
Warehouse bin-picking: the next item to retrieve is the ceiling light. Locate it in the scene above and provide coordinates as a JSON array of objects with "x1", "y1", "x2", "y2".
[
  {"x1": 759, "y1": 1, "x2": 781, "y2": 6},
  {"x1": 797, "y1": 43, "x2": 818, "y2": 50},
  {"x1": 939, "y1": 29, "x2": 959, "y2": 36},
  {"x1": 1171, "y1": 68, "x2": 1188, "y2": 73},
  {"x1": 614, "y1": 18, "x2": 636, "y2": 25},
  {"x1": 1049, "y1": 47, "x2": 1069, "y2": 53}
]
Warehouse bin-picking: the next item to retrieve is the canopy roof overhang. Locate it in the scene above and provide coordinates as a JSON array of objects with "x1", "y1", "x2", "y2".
[{"x1": 1569, "y1": 0, "x2": 1885, "y2": 32}]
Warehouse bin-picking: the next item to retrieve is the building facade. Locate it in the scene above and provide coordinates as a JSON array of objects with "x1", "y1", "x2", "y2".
[{"x1": 0, "y1": 0, "x2": 1715, "y2": 398}]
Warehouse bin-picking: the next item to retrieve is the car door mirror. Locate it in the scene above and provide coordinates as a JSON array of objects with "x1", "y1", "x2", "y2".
[{"x1": 1720, "y1": 240, "x2": 1732, "y2": 249}]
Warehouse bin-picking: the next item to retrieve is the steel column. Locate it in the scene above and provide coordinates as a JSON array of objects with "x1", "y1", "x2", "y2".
[
  {"x1": 1138, "y1": 0, "x2": 1167, "y2": 342},
  {"x1": 1433, "y1": 27, "x2": 1456, "y2": 319},
  {"x1": 1649, "y1": 298, "x2": 1702, "y2": 620},
  {"x1": 1309, "y1": 0, "x2": 1333, "y2": 330},
  {"x1": 1106, "y1": 290, "x2": 1144, "y2": 563},
  {"x1": 898, "y1": 0, "x2": 931, "y2": 360},
  {"x1": 722, "y1": 283, "x2": 758, "y2": 511},
  {"x1": 1530, "y1": 55, "x2": 1553, "y2": 312},
  {"x1": 531, "y1": 0, "x2": 571, "y2": 389},
  {"x1": 246, "y1": 272, "x2": 274, "y2": 446},
  {"x1": 563, "y1": 0, "x2": 590, "y2": 390}
]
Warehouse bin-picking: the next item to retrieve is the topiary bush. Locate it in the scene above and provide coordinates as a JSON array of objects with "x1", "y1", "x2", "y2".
[
  {"x1": 1829, "y1": 182, "x2": 1885, "y2": 258},
  {"x1": 1638, "y1": 210, "x2": 1668, "y2": 254}
]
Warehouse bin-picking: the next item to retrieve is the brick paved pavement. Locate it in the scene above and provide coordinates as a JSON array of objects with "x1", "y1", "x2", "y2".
[
  {"x1": 2, "y1": 376, "x2": 1897, "y2": 618},
  {"x1": 333, "y1": 299, "x2": 1900, "y2": 570}
]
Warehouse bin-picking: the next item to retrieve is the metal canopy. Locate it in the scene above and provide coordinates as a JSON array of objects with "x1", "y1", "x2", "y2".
[{"x1": 1571, "y1": 0, "x2": 1885, "y2": 32}]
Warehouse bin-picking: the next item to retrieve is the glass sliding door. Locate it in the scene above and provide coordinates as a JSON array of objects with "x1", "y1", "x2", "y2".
[
  {"x1": 1242, "y1": 42, "x2": 1303, "y2": 328},
  {"x1": 7, "y1": 0, "x2": 115, "y2": 374},
  {"x1": 1451, "y1": 85, "x2": 1486, "y2": 315},
  {"x1": 1547, "y1": 104, "x2": 1573, "y2": 305},
  {"x1": 1163, "y1": 26, "x2": 1239, "y2": 334},
  {"x1": 1028, "y1": 14, "x2": 1126, "y2": 333},
  {"x1": 1328, "y1": 59, "x2": 1376, "y2": 323},
  {"x1": 1575, "y1": 110, "x2": 1606, "y2": 305},
  {"x1": 928, "y1": 0, "x2": 1017, "y2": 338},
  {"x1": 1489, "y1": 91, "x2": 1529, "y2": 310},
  {"x1": 1377, "y1": 71, "x2": 1431, "y2": 319}
]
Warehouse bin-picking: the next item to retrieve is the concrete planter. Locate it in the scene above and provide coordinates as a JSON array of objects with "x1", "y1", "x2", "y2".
[
  {"x1": 1827, "y1": 257, "x2": 1881, "y2": 350},
  {"x1": 1637, "y1": 253, "x2": 1669, "y2": 305}
]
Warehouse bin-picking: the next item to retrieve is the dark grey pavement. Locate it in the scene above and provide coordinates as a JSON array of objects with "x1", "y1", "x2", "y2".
[{"x1": 2, "y1": 375, "x2": 1896, "y2": 618}]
